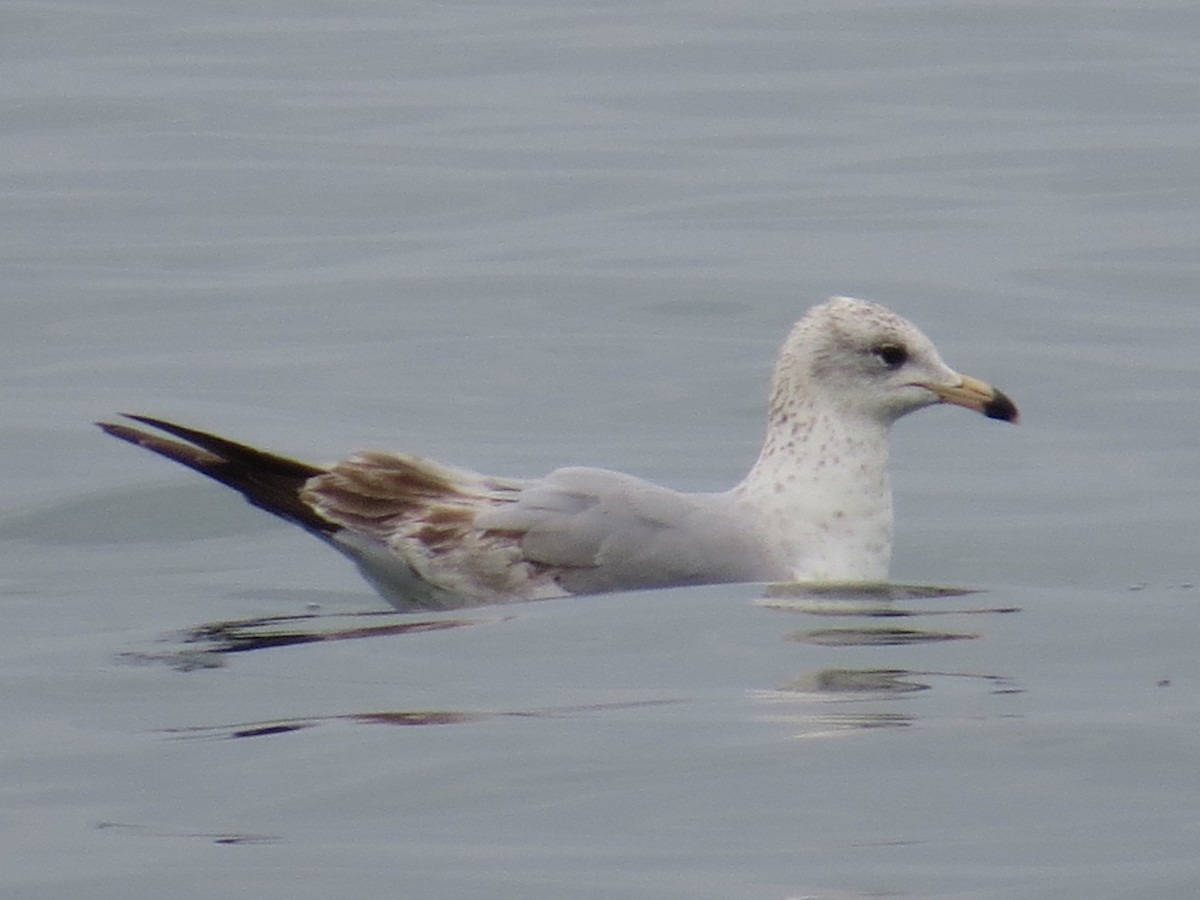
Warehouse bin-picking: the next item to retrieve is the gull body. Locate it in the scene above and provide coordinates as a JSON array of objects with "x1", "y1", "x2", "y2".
[{"x1": 99, "y1": 297, "x2": 1017, "y2": 609}]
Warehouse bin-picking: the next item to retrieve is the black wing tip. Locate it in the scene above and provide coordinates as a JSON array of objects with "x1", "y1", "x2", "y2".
[
  {"x1": 95, "y1": 417, "x2": 159, "y2": 444},
  {"x1": 96, "y1": 413, "x2": 336, "y2": 535},
  {"x1": 96, "y1": 414, "x2": 188, "y2": 445},
  {"x1": 98, "y1": 413, "x2": 325, "y2": 478},
  {"x1": 95, "y1": 417, "x2": 216, "y2": 459}
]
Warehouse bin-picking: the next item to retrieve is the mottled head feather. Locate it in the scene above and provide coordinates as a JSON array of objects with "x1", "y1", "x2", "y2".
[{"x1": 769, "y1": 296, "x2": 954, "y2": 424}]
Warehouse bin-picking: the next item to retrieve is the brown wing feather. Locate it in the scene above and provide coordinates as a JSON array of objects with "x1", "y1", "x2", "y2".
[{"x1": 99, "y1": 415, "x2": 560, "y2": 604}]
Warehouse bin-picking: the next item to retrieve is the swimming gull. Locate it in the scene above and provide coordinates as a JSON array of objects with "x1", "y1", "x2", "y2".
[{"x1": 97, "y1": 296, "x2": 1018, "y2": 609}]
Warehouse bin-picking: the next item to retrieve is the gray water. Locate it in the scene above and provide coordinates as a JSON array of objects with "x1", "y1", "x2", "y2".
[{"x1": 3, "y1": 1, "x2": 1200, "y2": 897}]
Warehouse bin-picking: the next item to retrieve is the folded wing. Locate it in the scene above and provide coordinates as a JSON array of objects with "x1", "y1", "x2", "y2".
[{"x1": 99, "y1": 417, "x2": 779, "y2": 607}]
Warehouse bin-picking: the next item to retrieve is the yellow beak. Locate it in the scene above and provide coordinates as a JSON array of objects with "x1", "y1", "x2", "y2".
[{"x1": 920, "y1": 374, "x2": 1019, "y2": 423}]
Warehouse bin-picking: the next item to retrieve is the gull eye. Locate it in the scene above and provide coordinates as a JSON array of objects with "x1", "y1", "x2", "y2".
[{"x1": 871, "y1": 343, "x2": 908, "y2": 369}]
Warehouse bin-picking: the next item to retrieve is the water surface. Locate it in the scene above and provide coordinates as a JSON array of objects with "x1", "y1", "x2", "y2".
[{"x1": 3, "y1": 1, "x2": 1199, "y2": 897}]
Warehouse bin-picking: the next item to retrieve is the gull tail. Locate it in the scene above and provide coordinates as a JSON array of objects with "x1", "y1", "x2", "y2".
[{"x1": 96, "y1": 414, "x2": 336, "y2": 536}]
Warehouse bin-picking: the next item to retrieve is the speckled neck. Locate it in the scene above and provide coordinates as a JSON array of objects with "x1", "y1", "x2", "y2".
[{"x1": 731, "y1": 389, "x2": 894, "y2": 582}]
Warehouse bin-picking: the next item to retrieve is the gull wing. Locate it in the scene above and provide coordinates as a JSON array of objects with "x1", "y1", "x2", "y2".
[
  {"x1": 99, "y1": 417, "x2": 778, "y2": 607},
  {"x1": 474, "y1": 467, "x2": 779, "y2": 594}
]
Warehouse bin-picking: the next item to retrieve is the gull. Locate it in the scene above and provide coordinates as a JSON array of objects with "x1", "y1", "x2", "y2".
[{"x1": 98, "y1": 296, "x2": 1017, "y2": 609}]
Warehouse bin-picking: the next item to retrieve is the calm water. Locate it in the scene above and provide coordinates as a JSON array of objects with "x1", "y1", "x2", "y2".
[{"x1": 3, "y1": 1, "x2": 1199, "y2": 897}]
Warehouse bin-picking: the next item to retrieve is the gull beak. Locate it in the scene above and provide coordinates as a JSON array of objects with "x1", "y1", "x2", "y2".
[{"x1": 920, "y1": 374, "x2": 1019, "y2": 423}]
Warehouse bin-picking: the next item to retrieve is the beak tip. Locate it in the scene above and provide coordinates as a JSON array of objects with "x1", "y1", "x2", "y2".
[{"x1": 982, "y1": 389, "x2": 1019, "y2": 424}]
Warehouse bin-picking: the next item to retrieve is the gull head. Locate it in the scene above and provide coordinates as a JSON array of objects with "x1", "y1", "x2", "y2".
[{"x1": 773, "y1": 296, "x2": 1019, "y2": 427}]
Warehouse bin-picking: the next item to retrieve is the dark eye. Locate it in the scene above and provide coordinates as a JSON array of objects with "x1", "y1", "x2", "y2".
[{"x1": 871, "y1": 343, "x2": 908, "y2": 368}]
